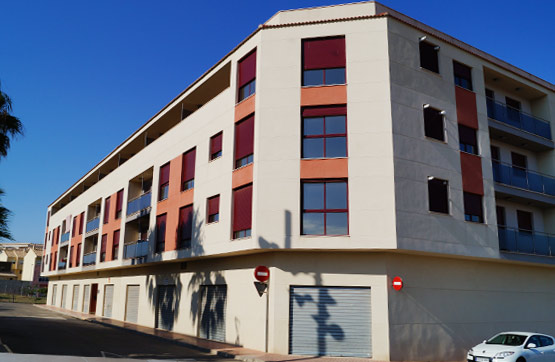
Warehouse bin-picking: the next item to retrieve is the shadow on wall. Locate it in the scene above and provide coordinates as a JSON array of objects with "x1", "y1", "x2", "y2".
[{"x1": 259, "y1": 210, "x2": 345, "y2": 356}]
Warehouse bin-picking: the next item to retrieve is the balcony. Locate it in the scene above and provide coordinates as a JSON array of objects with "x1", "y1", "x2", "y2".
[
  {"x1": 124, "y1": 240, "x2": 149, "y2": 259},
  {"x1": 127, "y1": 192, "x2": 151, "y2": 217},
  {"x1": 499, "y1": 227, "x2": 555, "y2": 257},
  {"x1": 58, "y1": 261, "x2": 67, "y2": 270},
  {"x1": 83, "y1": 252, "x2": 97, "y2": 266},
  {"x1": 487, "y1": 97, "x2": 552, "y2": 139},
  {"x1": 60, "y1": 232, "x2": 70, "y2": 245},
  {"x1": 85, "y1": 217, "x2": 100, "y2": 233}
]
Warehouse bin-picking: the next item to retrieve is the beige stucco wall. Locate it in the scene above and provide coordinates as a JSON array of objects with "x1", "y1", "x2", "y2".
[{"x1": 22, "y1": 250, "x2": 38, "y2": 282}]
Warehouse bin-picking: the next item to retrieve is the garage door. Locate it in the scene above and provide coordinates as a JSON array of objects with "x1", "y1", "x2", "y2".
[
  {"x1": 156, "y1": 285, "x2": 175, "y2": 331},
  {"x1": 72, "y1": 285, "x2": 79, "y2": 311},
  {"x1": 199, "y1": 285, "x2": 227, "y2": 342},
  {"x1": 83, "y1": 285, "x2": 90, "y2": 313},
  {"x1": 289, "y1": 286, "x2": 371, "y2": 357},
  {"x1": 103, "y1": 285, "x2": 114, "y2": 318},
  {"x1": 61, "y1": 285, "x2": 68, "y2": 309},
  {"x1": 125, "y1": 285, "x2": 140, "y2": 324},
  {"x1": 51, "y1": 285, "x2": 57, "y2": 306}
]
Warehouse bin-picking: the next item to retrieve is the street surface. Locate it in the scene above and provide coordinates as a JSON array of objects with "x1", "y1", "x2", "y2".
[{"x1": 0, "y1": 302, "x2": 233, "y2": 361}]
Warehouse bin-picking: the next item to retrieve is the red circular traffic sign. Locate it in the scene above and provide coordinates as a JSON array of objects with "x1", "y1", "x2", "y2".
[
  {"x1": 392, "y1": 276, "x2": 403, "y2": 291},
  {"x1": 254, "y1": 266, "x2": 270, "y2": 282}
]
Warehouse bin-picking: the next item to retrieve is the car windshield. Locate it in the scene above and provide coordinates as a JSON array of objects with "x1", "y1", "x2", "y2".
[{"x1": 486, "y1": 334, "x2": 527, "y2": 346}]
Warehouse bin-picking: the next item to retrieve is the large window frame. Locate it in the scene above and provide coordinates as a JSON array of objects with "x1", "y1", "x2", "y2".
[
  {"x1": 181, "y1": 148, "x2": 196, "y2": 191},
  {"x1": 234, "y1": 115, "x2": 254, "y2": 169},
  {"x1": 159, "y1": 163, "x2": 170, "y2": 201},
  {"x1": 178, "y1": 205, "x2": 193, "y2": 249},
  {"x1": 463, "y1": 192, "x2": 483, "y2": 223},
  {"x1": 427, "y1": 177, "x2": 449, "y2": 214},
  {"x1": 209, "y1": 132, "x2": 223, "y2": 161},
  {"x1": 232, "y1": 184, "x2": 253, "y2": 239},
  {"x1": 419, "y1": 39, "x2": 439, "y2": 73},
  {"x1": 301, "y1": 179, "x2": 349, "y2": 236},
  {"x1": 458, "y1": 124, "x2": 478, "y2": 155},
  {"x1": 453, "y1": 61, "x2": 473, "y2": 91},
  {"x1": 423, "y1": 106, "x2": 445, "y2": 142},
  {"x1": 302, "y1": 36, "x2": 346, "y2": 87},
  {"x1": 237, "y1": 49, "x2": 256, "y2": 102},
  {"x1": 156, "y1": 213, "x2": 167, "y2": 253},
  {"x1": 302, "y1": 106, "x2": 347, "y2": 159},
  {"x1": 207, "y1": 195, "x2": 220, "y2": 224}
]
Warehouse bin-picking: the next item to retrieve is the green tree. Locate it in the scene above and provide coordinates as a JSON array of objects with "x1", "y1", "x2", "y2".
[{"x1": 0, "y1": 83, "x2": 23, "y2": 240}]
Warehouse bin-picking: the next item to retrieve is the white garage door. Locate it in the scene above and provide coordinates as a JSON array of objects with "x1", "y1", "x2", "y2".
[
  {"x1": 103, "y1": 284, "x2": 114, "y2": 318},
  {"x1": 125, "y1": 285, "x2": 140, "y2": 324},
  {"x1": 72, "y1": 285, "x2": 80, "y2": 311},
  {"x1": 83, "y1": 285, "x2": 90, "y2": 313},
  {"x1": 289, "y1": 286, "x2": 372, "y2": 357},
  {"x1": 61, "y1": 285, "x2": 68, "y2": 309},
  {"x1": 51, "y1": 285, "x2": 57, "y2": 306}
]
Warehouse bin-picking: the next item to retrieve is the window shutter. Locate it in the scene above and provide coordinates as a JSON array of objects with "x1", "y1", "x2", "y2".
[
  {"x1": 156, "y1": 214, "x2": 167, "y2": 242},
  {"x1": 104, "y1": 197, "x2": 111, "y2": 224},
  {"x1": 234, "y1": 115, "x2": 255, "y2": 162},
  {"x1": 179, "y1": 205, "x2": 193, "y2": 240},
  {"x1": 303, "y1": 37, "x2": 346, "y2": 70},
  {"x1": 210, "y1": 132, "x2": 223, "y2": 155},
  {"x1": 101, "y1": 234, "x2": 107, "y2": 253},
  {"x1": 72, "y1": 216, "x2": 77, "y2": 237},
  {"x1": 160, "y1": 163, "x2": 170, "y2": 185},
  {"x1": 182, "y1": 148, "x2": 196, "y2": 183},
  {"x1": 79, "y1": 212, "x2": 84, "y2": 235},
  {"x1": 238, "y1": 50, "x2": 256, "y2": 87},
  {"x1": 208, "y1": 195, "x2": 220, "y2": 216},
  {"x1": 116, "y1": 190, "x2": 123, "y2": 213},
  {"x1": 463, "y1": 192, "x2": 483, "y2": 217},
  {"x1": 113, "y1": 230, "x2": 120, "y2": 247},
  {"x1": 458, "y1": 125, "x2": 477, "y2": 146},
  {"x1": 233, "y1": 184, "x2": 253, "y2": 232},
  {"x1": 302, "y1": 105, "x2": 347, "y2": 117},
  {"x1": 453, "y1": 61, "x2": 471, "y2": 79}
]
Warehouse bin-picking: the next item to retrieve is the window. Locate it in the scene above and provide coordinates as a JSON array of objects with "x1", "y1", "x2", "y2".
[
  {"x1": 302, "y1": 106, "x2": 347, "y2": 159},
  {"x1": 428, "y1": 177, "x2": 449, "y2": 214},
  {"x1": 115, "y1": 189, "x2": 123, "y2": 219},
  {"x1": 485, "y1": 88, "x2": 495, "y2": 118},
  {"x1": 490, "y1": 146, "x2": 500, "y2": 162},
  {"x1": 237, "y1": 50, "x2": 256, "y2": 102},
  {"x1": 159, "y1": 163, "x2": 170, "y2": 201},
  {"x1": 210, "y1": 132, "x2": 223, "y2": 160},
  {"x1": 496, "y1": 206, "x2": 506, "y2": 227},
  {"x1": 76, "y1": 243, "x2": 81, "y2": 267},
  {"x1": 463, "y1": 192, "x2": 483, "y2": 223},
  {"x1": 302, "y1": 180, "x2": 348, "y2": 235},
  {"x1": 419, "y1": 40, "x2": 439, "y2": 73},
  {"x1": 453, "y1": 61, "x2": 472, "y2": 90},
  {"x1": 178, "y1": 205, "x2": 193, "y2": 249},
  {"x1": 156, "y1": 214, "x2": 167, "y2": 253},
  {"x1": 234, "y1": 115, "x2": 254, "y2": 169},
  {"x1": 459, "y1": 125, "x2": 478, "y2": 155},
  {"x1": 72, "y1": 215, "x2": 78, "y2": 238},
  {"x1": 103, "y1": 197, "x2": 111, "y2": 224},
  {"x1": 517, "y1": 210, "x2": 533, "y2": 232},
  {"x1": 302, "y1": 37, "x2": 346, "y2": 86},
  {"x1": 232, "y1": 184, "x2": 252, "y2": 239},
  {"x1": 511, "y1": 152, "x2": 527, "y2": 181},
  {"x1": 79, "y1": 212, "x2": 84, "y2": 235},
  {"x1": 181, "y1": 148, "x2": 196, "y2": 191},
  {"x1": 69, "y1": 246, "x2": 73, "y2": 268},
  {"x1": 207, "y1": 195, "x2": 220, "y2": 223},
  {"x1": 423, "y1": 106, "x2": 445, "y2": 141},
  {"x1": 112, "y1": 230, "x2": 120, "y2": 260},
  {"x1": 100, "y1": 234, "x2": 107, "y2": 262}
]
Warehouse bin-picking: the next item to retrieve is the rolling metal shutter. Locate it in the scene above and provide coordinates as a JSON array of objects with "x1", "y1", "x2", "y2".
[
  {"x1": 103, "y1": 285, "x2": 114, "y2": 318},
  {"x1": 125, "y1": 285, "x2": 140, "y2": 324},
  {"x1": 72, "y1": 285, "x2": 79, "y2": 311},
  {"x1": 51, "y1": 285, "x2": 57, "y2": 306},
  {"x1": 83, "y1": 285, "x2": 90, "y2": 313},
  {"x1": 199, "y1": 285, "x2": 227, "y2": 342},
  {"x1": 156, "y1": 285, "x2": 175, "y2": 331},
  {"x1": 289, "y1": 286, "x2": 372, "y2": 357},
  {"x1": 61, "y1": 285, "x2": 67, "y2": 309}
]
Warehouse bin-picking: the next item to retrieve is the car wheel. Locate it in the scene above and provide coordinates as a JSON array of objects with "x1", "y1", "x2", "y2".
[{"x1": 516, "y1": 358, "x2": 526, "y2": 362}]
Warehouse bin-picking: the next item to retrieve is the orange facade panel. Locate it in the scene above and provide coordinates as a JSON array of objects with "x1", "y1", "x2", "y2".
[
  {"x1": 455, "y1": 86, "x2": 478, "y2": 129},
  {"x1": 232, "y1": 163, "x2": 254, "y2": 189},
  {"x1": 301, "y1": 85, "x2": 347, "y2": 107},
  {"x1": 300, "y1": 158, "x2": 348, "y2": 179},
  {"x1": 460, "y1": 152, "x2": 484, "y2": 195},
  {"x1": 235, "y1": 95, "x2": 255, "y2": 122}
]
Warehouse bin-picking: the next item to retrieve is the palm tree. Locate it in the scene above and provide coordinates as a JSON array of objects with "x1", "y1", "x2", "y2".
[
  {"x1": 0, "y1": 83, "x2": 23, "y2": 157},
  {"x1": 0, "y1": 188, "x2": 12, "y2": 240}
]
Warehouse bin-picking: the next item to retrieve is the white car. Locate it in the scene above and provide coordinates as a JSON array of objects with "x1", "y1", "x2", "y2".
[{"x1": 467, "y1": 332, "x2": 555, "y2": 362}]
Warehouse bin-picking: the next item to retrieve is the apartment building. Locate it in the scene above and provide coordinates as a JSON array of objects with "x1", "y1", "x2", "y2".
[
  {"x1": 0, "y1": 244, "x2": 45, "y2": 285},
  {"x1": 41, "y1": 2, "x2": 555, "y2": 361}
]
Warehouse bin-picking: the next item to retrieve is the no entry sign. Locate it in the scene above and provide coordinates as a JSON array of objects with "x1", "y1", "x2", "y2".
[
  {"x1": 392, "y1": 276, "x2": 403, "y2": 291},
  {"x1": 254, "y1": 265, "x2": 270, "y2": 283}
]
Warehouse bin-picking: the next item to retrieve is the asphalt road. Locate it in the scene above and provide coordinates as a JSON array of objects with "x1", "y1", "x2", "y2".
[{"x1": 0, "y1": 302, "x2": 233, "y2": 361}]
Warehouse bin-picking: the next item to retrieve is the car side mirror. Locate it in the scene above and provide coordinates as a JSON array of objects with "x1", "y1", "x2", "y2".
[{"x1": 526, "y1": 343, "x2": 537, "y2": 349}]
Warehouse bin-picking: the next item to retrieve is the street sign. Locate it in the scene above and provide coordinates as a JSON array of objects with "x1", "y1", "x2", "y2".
[
  {"x1": 254, "y1": 265, "x2": 270, "y2": 282},
  {"x1": 254, "y1": 281, "x2": 268, "y2": 296},
  {"x1": 392, "y1": 276, "x2": 403, "y2": 291}
]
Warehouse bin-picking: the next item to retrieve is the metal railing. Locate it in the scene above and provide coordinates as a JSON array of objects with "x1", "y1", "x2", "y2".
[
  {"x1": 492, "y1": 161, "x2": 555, "y2": 197},
  {"x1": 83, "y1": 252, "x2": 97, "y2": 266},
  {"x1": 486, "y1": 97, "x2": 552, "y2": 140},
  {"x1": 85, "y1": 217, "x2": 100, "y2": 233},
  {"x1": 499, "y1": 227, "x2": 555, "y2": 257},
  {"x1": 124, "y1": 240, "x2": 149, "y2": 259},
  {"x1": 60, "y1": 232, "x2": 70, "y2": 243},
  {"x1": 127, "y1": 192, "x2": 151, "y2": 216}
]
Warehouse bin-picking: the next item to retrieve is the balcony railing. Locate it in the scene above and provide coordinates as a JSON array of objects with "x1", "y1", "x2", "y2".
[
  {"x1": 85, "y1": 217, "x2": 100, "y2": 233},
  {"x1": 60, "y1": 232, "x2": 70, "y2": 244},
  {"x1": 124, "y1": 240, "x2": 149, "y2": 259},
  {"x1": 499, "y1": 227, "x2": 555, "y2": 257},
  {"x1": 492, "y1": 161, "x2": 555, "y2": 197},
  {"x1": 486, "y1": 97, "x2": 552, "y2": 140},
  {"x1": 58, "y1": 261, "x2": 67, "y2": 270},
  {"x1": 127, "y1": 192, "x2": 152, "y2": 216},
  {"x1": 83, "y1": 251, "x2": 97, "y2": 266}
]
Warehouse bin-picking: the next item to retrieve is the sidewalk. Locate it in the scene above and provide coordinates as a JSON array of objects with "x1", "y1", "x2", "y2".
[{"x1": 36, "y1": 304, "x2": 379, "y2": 362}]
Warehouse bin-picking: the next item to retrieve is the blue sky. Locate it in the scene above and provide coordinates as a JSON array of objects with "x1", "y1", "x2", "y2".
[{"x1": 0, "y1": 0, "x2": 553, "y2": 244}]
